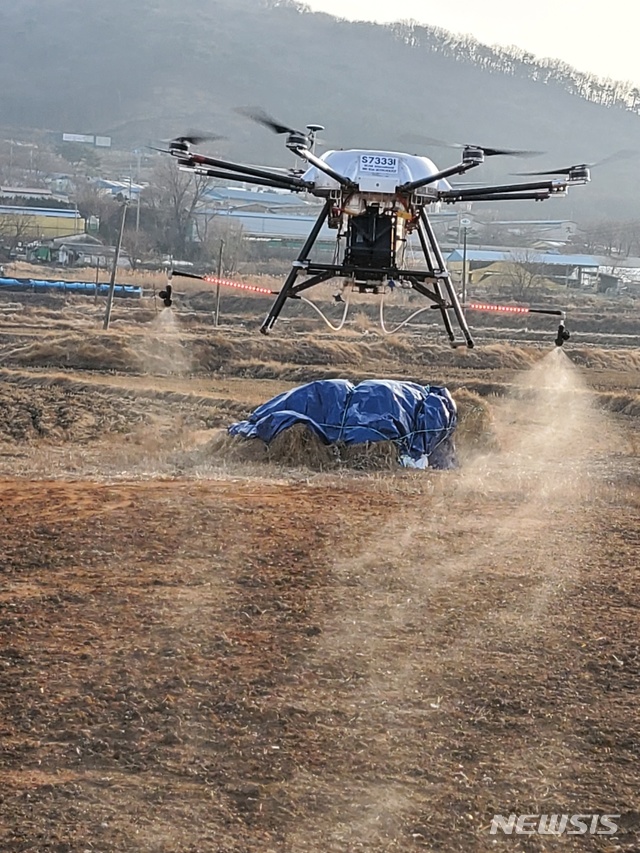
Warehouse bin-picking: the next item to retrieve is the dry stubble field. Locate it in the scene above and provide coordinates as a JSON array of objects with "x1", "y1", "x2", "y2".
[{"x1": 0, "y1": 293, "x2": 639, "y2": 852}]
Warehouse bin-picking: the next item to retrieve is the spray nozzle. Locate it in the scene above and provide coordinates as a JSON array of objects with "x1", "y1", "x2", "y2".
[
  {"x1": 158, "y1": 284, "x2": 173, "y2": 308},
  {"x1": 555, "y1": 322, "x2": 570, "y2": 347}
]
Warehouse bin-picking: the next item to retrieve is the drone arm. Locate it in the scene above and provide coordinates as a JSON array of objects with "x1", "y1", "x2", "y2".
[
  {"x1": 439, "y1": 179, "x2": 567, "y2": 201},
  {"x1": 182, "y1": 153, "x2": 311, "y2": 190},
  {"x1": 290, "y1": 146, "x2": 356, "y2": 189},
  {"x1": 441, "y1": 192, "x2": 555, "y2": 203},
  {"x1": 397, "y1": 160, "x2": 479, "y2": 193},
  {"x1": 181, "y1": 164, "x2": 305, "y2": 192}
]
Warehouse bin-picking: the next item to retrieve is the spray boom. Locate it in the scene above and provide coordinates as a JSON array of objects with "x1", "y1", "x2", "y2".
[{"x1": 465, "y1": 302, "x2": 569, "y2": 346}]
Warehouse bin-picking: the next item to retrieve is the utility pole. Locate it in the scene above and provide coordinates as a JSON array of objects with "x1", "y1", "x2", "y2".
[
  {"x1": 462, "y1": 226, "x2": 468, "y2": 305},
  {"x1": 214, "y1": 239, "x2": 224, "y2": 327},
  {"x1": 460, "y1": 217, "x2": 471, "y2": 305},
  {"x1": 94, "y1": 257, "x2": 100, "y2": 305},
  {"x1": 103, "y1": 200, "x2": 129, "y2": 330},
  {"x1": 134, "y1": 148, "x2": 142, "y2": 232}
]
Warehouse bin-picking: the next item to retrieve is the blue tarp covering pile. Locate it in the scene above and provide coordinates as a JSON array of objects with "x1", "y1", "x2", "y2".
[
  {"x1": 0, "y1": 277, "x2": 142, "y2": 299},
  {"x1": 229, "y1": 379, "x2": 458, "y2": 469}
]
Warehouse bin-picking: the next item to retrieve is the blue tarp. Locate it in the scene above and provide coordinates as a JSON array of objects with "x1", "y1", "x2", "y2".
[
  {"x1": 0, "y1": 277, "x2": 142, "y2": 299},
  {"x1": 229, "y1": 379, "x2": 458, "y2": 469}
]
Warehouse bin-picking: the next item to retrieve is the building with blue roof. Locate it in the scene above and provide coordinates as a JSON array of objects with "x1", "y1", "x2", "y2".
[
  {"x1": 446, "y1": 248, "x2": 602, "y2": 288},
  {"x1": 201, "y1": 186, "x2": 312, "y2": 211}
]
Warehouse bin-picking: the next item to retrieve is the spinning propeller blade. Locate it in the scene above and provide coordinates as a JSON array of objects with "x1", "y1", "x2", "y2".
[
  {"x1": 514, "y1": 149, "x2": 638, "y2": 176},
  {"x1": 401, "y1": 133, "x2": 543, "y2": 157},
  {"x1": 515, "y1": 165, "x2": 588, "y2": 177},
  {"x1": 236, "y1": 107, "x2": 304, "y2": 137},
  {"x1": 170, "y1": 132, "x2": 225, "y2": 145},
  {"x1": 477, "y1": 145, "x2": 543, "y2": 158},
  {"x1": 149, "y1": 131, "x2": 225, "y2": 155}
]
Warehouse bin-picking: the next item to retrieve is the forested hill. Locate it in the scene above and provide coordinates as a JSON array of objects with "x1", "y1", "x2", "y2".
[{"x1": 1, "y1": 0, "x2": 639, "y2": 216}]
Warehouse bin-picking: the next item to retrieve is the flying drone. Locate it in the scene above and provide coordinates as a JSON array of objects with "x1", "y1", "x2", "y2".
[{"x1": 161, "y1": 112, "x2": 592, "y2": 347}]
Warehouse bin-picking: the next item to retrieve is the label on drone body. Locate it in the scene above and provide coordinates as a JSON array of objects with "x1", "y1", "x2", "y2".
[{"x1": 359, "y1": 155, "x2": 399, "y2": 175}]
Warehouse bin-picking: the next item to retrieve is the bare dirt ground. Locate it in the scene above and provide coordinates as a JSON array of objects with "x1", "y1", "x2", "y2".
[{"x1": 0, "y1": 295, "x2": 639, "y2": 852}]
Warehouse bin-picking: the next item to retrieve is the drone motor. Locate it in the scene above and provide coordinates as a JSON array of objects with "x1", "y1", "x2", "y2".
[
  {"x1": 568, "y1": 165, "x2": 591, "y2": 182},
  {"x1": 462, "y1": 146, "x2": 485, "y2": 166}
]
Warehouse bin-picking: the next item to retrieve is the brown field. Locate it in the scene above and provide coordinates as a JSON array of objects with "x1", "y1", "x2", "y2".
[{"x1": 0, "y1": 289, "x2": 639, "y2": 852}]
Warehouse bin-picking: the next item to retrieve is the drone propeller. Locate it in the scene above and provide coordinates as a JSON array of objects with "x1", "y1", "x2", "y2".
[
  {"x1": 402, "y1": 133, "x2": 543, "y2": 158},
  {"x1": 235, "y1": 107, "x2": 317, "y2": 151},
  {"x1": 513, "y1": 149, "x2": 638, "y2": 176},
  {"x1": 149, "y1": 131, "x2": 226, "y2": 155},
  {"x1": 170, "y1": 132, "x2": 225, "y2": 146},
  {"x1": 514, "y1": 164, "x2": 592, "y2": 177},
  {"x1": 236, "y1": 107, "x2": 304, "y2": 136}
]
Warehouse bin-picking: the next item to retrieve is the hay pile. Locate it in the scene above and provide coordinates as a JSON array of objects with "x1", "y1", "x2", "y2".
[
  {"x1": 453, "y1": 388, "x2": 499, "y2": 454},
  {"x1": 269, "y1": 425, "x2": 400, "y2": 470},
  {"x1": 206, "y1": 390, "x2": 498, "y2": 472},
  {"x1": 200, "y1": 429, "x2": 269, "y2": 464},
  {"x1": 204, "y1": 423, "x2": 400, "y2": 472},
  {"x1": 267, "y1": 423, "x2": 337, "y2": 469},
  {"x1": 339, "y1": 439, "x2": 400, "y2": 470}
]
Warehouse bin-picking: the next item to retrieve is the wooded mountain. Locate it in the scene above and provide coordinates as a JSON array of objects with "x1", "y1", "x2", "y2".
[{"x1": 1, "y1": 0, "x2": 639, "y2": 218}]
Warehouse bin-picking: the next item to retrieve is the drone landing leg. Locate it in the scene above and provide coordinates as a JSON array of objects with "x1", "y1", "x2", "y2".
[
  {"x1": 261, "y1": 201, "x2": 331, "y2": 334},
  {"x1": 419, "y1": 210, "x2": 474, "y2": 348},
  {"x1": 416, "y1": 216, "x2": 456, "y2": 344}
]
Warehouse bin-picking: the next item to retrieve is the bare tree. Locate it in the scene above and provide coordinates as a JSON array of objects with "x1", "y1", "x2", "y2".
[
  {"x1": 0, "y1": 212, "x2": 39, "y2": 253},
  {"x1": 502, "y1": 249, "x2": 548, "y2": 300},
  {"x1": 122, "y1": 227, "x2": 154, "y2": 270},
  {"x1": 200, "y1": 217, "x2": 245, "y2": 273},
  {"x1": 72, "y1": 182, "x2": 123, "y2": 243},
  {"x1": 579, "y1": 219, "x2": 640, "y2": 258},
  {"x1": 145, "y1": 159, "x2": 213, "y2": 259}
]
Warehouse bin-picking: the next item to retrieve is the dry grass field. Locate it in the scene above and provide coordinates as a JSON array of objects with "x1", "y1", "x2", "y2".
[{"x1": 0, "y1": 287, "x2": 639, "y2": 852}]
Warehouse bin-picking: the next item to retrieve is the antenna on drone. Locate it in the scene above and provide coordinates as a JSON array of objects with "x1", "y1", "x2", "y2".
[{"x1": 306, "y1": 124, "x2": 325, "y2": 154}]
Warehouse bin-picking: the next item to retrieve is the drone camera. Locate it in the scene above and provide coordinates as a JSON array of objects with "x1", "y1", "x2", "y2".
[
  {"x1": 158, "y1": 284, "x2": 173, "y2": 308},
  {"x1": 555, "y1": 322, "x2": 570, "y2": 346}
]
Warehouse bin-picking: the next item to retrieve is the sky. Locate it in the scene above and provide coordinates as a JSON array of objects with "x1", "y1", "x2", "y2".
[{"x1": 303, "y1": 0, "x2": 640, "y2": 86}]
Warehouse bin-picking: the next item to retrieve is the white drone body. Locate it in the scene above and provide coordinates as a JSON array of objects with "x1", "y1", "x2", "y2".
[
  {"x1": 300, "y1": 149, "x2": 453, "y2": 269},
  {"x1": 302, "y1": 149, "x2": 452, "y2": 196}
]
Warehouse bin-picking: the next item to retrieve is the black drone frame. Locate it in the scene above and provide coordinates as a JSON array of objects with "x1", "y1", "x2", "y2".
[{"x1": 166, "y1": 131, "x2": 588, "y2": 348}]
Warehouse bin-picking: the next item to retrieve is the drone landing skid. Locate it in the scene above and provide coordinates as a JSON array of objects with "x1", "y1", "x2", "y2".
[{"x1": 260, "y1": 202, "x2": 475, "y2": 348}]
